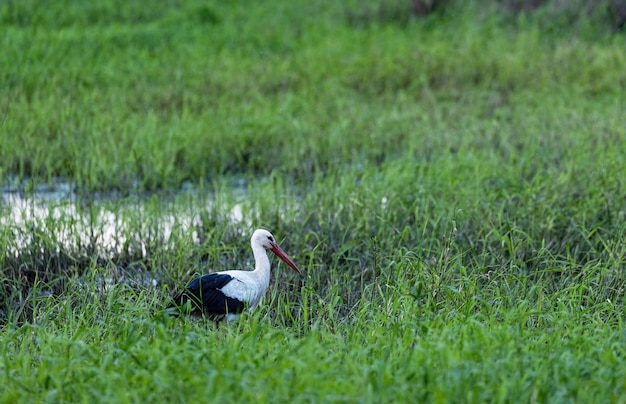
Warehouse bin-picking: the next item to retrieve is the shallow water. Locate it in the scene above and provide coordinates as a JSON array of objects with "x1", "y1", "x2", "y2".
[
  {"x1": 1, "y1": 181, "x2": 247, "y2": 251},
  {"x1": 1, "y1": 181, "x2": 249, "y2": 293}
]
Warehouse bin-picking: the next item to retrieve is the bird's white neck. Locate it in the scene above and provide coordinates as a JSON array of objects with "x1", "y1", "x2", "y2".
[{"x1": 251, "y1": 244, "x2": 271, "y2": 288}]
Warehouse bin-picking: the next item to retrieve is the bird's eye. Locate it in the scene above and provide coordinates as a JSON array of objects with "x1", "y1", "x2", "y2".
[{"x1": 267, "y1": 235, "x2": 274, "y2": 242}]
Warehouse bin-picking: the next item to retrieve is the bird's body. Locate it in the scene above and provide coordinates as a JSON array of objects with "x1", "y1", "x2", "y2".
[{"x1": 168, "y1": 229, "x2": 301, "y2": 321}]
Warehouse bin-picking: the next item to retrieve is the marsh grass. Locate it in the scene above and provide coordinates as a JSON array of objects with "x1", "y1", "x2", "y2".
[
  {"x1": 2, "y1": 1, "x2": 625, "y2": 190},
  {"x1": 2, "y1": 0, "x2": 626, "y2": 402},
  {"x1": 3, "y1": 254, "x2": 625, "y2": 401}
]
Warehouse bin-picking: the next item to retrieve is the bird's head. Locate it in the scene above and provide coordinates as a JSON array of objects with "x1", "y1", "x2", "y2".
[
  {"x1": 251, "y1": 229, "x2": 301, "y2": 274},
  {"x1": 251, "y1": 228, "x2": 278, "y2": 250}
]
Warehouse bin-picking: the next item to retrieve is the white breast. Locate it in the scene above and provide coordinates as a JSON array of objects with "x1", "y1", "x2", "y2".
[{"x1": 219, "y1": 271, "x2": 268, "y2": 310}]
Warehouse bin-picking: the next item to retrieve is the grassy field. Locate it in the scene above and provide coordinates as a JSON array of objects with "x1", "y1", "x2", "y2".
[{"x1": 1, "y1": 0, "x2": 626, "y2": 402}]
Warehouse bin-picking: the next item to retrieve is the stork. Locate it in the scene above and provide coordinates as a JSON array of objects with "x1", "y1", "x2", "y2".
[{"x1": 167, "y1": 229, "x2": 301, "y2": 321}]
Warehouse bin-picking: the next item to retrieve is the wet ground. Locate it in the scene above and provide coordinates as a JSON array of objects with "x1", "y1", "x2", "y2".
[
  {"x1": 1, "y1": 180, "x2": 249, "y2": 322},
  {"x1": 1, "y1": 180, "x2": 247, "y2": 256}
]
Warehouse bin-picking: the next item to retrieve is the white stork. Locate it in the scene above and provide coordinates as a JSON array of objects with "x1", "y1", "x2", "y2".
[{"x1": 167, "y1": 228, "x2": 301, "y2": 321}]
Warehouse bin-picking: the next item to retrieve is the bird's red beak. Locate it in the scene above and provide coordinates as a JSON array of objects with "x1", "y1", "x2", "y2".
[{"x1": 271, "y1": 244, "x2": 302, "y2": 274}]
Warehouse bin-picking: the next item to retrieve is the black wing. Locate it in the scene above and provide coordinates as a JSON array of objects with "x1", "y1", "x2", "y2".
[{"x1": 168, "y1": 273, "x2": 246, "y2": 319}]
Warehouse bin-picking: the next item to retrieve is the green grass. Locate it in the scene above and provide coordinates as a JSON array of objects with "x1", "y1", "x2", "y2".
[
  {"x1": 2, "y1": 0, "x2": 626, "y2": 402},
  {"x1": 2, "y1": 0, "x2": 624, "y2": 190}
]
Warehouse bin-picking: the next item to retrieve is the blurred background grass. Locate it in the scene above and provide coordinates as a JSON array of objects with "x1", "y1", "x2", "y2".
[{"x1": 1, "y1": 0, "x2": 624, "y2": 190}]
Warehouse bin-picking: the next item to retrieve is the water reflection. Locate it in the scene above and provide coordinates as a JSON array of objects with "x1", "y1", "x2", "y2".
[{"x1": 1, "y1": 182, "x2": 246, "y2": 269}]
